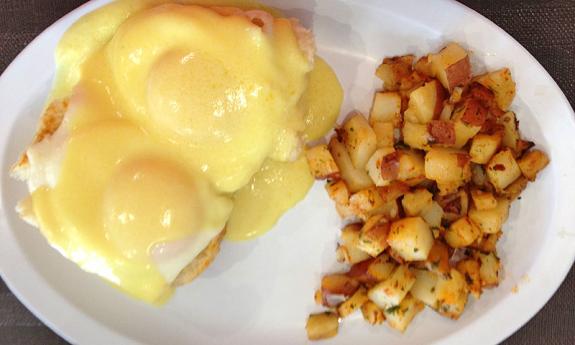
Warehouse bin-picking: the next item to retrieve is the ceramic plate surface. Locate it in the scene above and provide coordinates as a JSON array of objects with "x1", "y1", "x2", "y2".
[{"x1": 1, "y1": 1, "x2": 575, "y2": 344}]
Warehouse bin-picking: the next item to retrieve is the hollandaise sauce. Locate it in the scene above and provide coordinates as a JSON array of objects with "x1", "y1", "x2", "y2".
[{"x1": 25, "y1": 0, "x2": 342, "y2": 304}]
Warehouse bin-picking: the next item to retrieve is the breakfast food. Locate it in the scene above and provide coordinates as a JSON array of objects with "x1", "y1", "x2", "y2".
[
  {"x1": 11, "y1": 0, "x2": 342, "y2": 304},
  {"x1": 305, "y1": 43, "x2": 549, "y2": 339}
]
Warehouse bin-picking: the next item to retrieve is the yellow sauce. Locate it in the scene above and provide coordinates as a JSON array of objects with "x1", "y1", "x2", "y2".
[{"x1": 24, "y1": 0, "x2": 343, "y2": 303}]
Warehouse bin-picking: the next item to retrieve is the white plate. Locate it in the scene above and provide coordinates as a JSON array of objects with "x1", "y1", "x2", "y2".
[{"x1": 1, "y1": 0, "x2": 575, "y2": 344}]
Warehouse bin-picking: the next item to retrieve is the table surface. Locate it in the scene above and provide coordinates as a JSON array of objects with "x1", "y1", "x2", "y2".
[{"x1": 1, "y1": 0, "x2": 574, "y2": 344}]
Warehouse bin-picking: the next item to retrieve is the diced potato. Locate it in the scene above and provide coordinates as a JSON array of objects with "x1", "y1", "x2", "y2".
[
  {"x1": 470, "y1": 189, "x2": 497, "y2": 210},
  {"x1": 325, "y1": 180, "x2": 350, "y2": 205},
  {"x1": 476, "y1": 68, "x2": 516, "y2": 111},
  {"x1": 365, "y1": 147, "x2": 396, "y2": 186},
  {"x1": 471, "y1": 232, "x2": 501, "y2": 253},
  {"x1": 424, "y1": 148, "x2": 471, "y2": 195},
  {"x1": 346, "y1": 259, "x2": 377, "y2": 284},
  {"x1": 368, "y1": 265, "x2": 416, "y2": 309},
  {"x1": 373, "y1": 122, "x2": 396, "y2": 148},
  {"x1": 456, "y1": 259, "x2": 482, "y2": 298},
  {"x1": 402, "y1": 188, "x2": 433, "y2": 216},
  {"x1": 502, "y1": 176, "x2": 528, "y2": 201},
  {"x1": 306, "y1": 312, "x2": 339, "y2": 341},
  {"x1": 384, "y1": 293, "x2": 424, "y2": 333},
  {"x1": 403, "y1": 80, "x2": 446, "y2": 124},
  {"x1": 378, "y1": 181, "x2": 410, "y2": 203},
  {"x1": 452, "y1": 115, "x2": 482, "y2": 149},
  {"x1": 329, "y1": 137, "x2": 374, "y2": 193},
  {"x1": 370, "y1": 92, "x2": 402, "y2": 126},
  {"x1": 499, "y1": 112, "x2": 520, "y2": 151},
  {"x1": 435, "y1": 269, "x2": 469, "y2": 319},
  {"x1": 306, "y1": 145, "x2": 340, "y2": 180},
  {"x1": 402, "y1": 121, "x2": 432, "y2": 151},
  {"x1": 430, "y1": 43, "x2": 472, "y2": 92},
  {"x1": 397, "y1": 150, "x2": 426, "y2": 185},
  {"x1": 321, "y1": 274, "x2": 359, "y2": 296},
  {"x1": 486, "y1": 149, "x2": 522, "y2": 191},
  {"x1": 358, "y1": 215, "x2": 391, "y2": 257},
  {"x1": 361, "y1": 301, "x2": 386, "y2": 325},
  {"x1": 349, "y1": 187, "x2": 387, "y2": 221},
  {"x1": 341, "y1": 114, "x2": 378, "y2": 170},
  {"x1": 425, "y1": 240, "x2": 451, "y2": 274},
  {"x1": 420, "y1": 201, "x2": 444, "y2": 228},
  {"x1": 335, "y1": 202, "x2": 356, "y2": 220},
  {"x1": 367, "y1": 254, "x2": 396, "y2": 281},
  {"x1": 339, "y1": 224, "x2": 371, "y2": 264},
  {"x1": 468, "y1": 198, "x2": 510, "y2": 234},
  {"x1": 518, "y1": 149, "x2": 550, "y2": 181},
  {"x1": 376, "y1": 55, "x2": 415, "y2": 91},
  {"x1": 445, "y1": 217, "x2": 481, "y2": 248},
  {"x1": 477, "y1": 252, "x2": 501, "y2": 287},
  {"x1": 414, "y1": 55, "x2": 433, "y2": 77},
  {"x1": 410, "y1": 269, "x2": 439, "y2": 308},
  {"x1": 388, "y1": 217, "x2": 434, "y2": 261},
  {"x1": 469, "y1": 133, "x2": 502, "y2": 164},
  {"x1": 314, "y1": 289, "x2": 325, "y2": 306},
  {"x1": 338, "y1": 287, "x2": 369, "y2": 318}
]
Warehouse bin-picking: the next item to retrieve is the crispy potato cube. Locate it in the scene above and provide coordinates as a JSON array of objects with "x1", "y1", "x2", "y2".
[
  {"x1": 321, "y1": 274, "x2": 359, "y2": 296},
  {"x1": 306, "y1": 145, "x2": 340, "y2": 180},
  {"x1": 402, "y1": 121, "x2": 432, "y2": 151},
  {"x1": 414, "y1": 55, "x2": 433, "y2": 77},
  {"x1": 341, "y1": 113, "x2": 378, "y2": 170},
  {"x1": 339, "y1": 224, "x2": 371, "y2": 264},
  {"x1": 329, "y1": 137, "x2": 374, "y2": 193},
  {"x1": 499, "y1": 112, "x2": 520, "y2": 151},
  {"x1": 367, "y1": 254, "x2": 396, "y2": 281},
  {"x1": 349, "y1": 187, "x2": 388, "y2": 221},
  {"x1": 410, "y1": 269, "x2": 440, "y2": 308},
  {"x1": 397, "y1": 150, "x2": 426, "y2": 185},
  {"x1": 420, "y1": 201, "x2": 444, "y2": 228},
  {"x1": 471, "y1": 232, "x2": 501, "y2": 253},
  {"x1": 373, "y1": 122, "x2": 395, "y2": 148},
  {"x1": 325, "y1": 180, "x2": 350, "y2": 205},
  {"x1": 435, "y1": 269, "x2": 469, "y2": 319},
  {"x1": 477, "y1": 252, "x2": 501, "y2": 288},
  {"x1": 376, "y1": 55, "x2": 415, "y2": 91},
  {"x1": 402, "y1": 188, "x2": 433, "y2": 216},
  {"x1": 347, "y1": 259, "x2": 377, "y2": 284},
  {"x1": 368, "y1": 265, "x2": 416, "y2": 309},
  {"x1": 502, "y1": 176, "x2": 528, "y2": 201},
  {"x1": 388, "y1": 217, "x2": 434, "y2": 261},
  {"x1": 424, "y1": 148, "x2": 471, "y2": 195},
  {"x1": 335, "y1": 202, "x2": 356, "y2": 220},
  {"x1": 361, "y1": 301, "x2": 386, "y2": 325},
  {"x1": 306, "y1": 312, "x2": 339, "y2": 341},
  {"x1": 338, "y1": 286, "x2": 369, "y2": 318},
  {"x1": 370, "y1": 92, "x2": 402, "y2": 126},
  {"x1": 430, "y1": 43, "x2": 472, "y2": 92},
  {"x1": 486, "y1": 149, "x2": 522, "y2": 191},
  {"x1": 468, "y1": 198, "x2": 510, "y2": 234},
  {"x1": 384, "y1": 293, "x2": 424, "y2": 333},
  {"x1": 518, "y1": 149, "x2": 550, "y2": 181},
  {"x1": 358, "y1": 215, "x2": 391, "y2": 257},
  {"x1": 469, "y1": 133, "x2": 502, "y2": 164},
  {"x1": 404, "y1": 80, "x2": 447, "y2": 124},
  {"x1": 456, "y1": 259, "x2": 482, "y2": 298},
  {"x1": 424, "y1": 240, "x2": 451, "y2": 274},
  {"x1": 470, "y1": 189, "x2": 497, "y2": 210},
  {"x1": 445, "y1": 217, "x2": 481, "y2": 248},
  {"x1": 476, "y1": 68, "x2": 516, "y2": 111},
  {"x1": 366, "y1": 147, "x2": 396, "y2": 186}
]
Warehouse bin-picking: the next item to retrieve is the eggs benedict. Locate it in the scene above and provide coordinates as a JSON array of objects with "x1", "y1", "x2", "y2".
[{"x1": 12, "y1": 0, "x2": 342, "y2": 304}]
